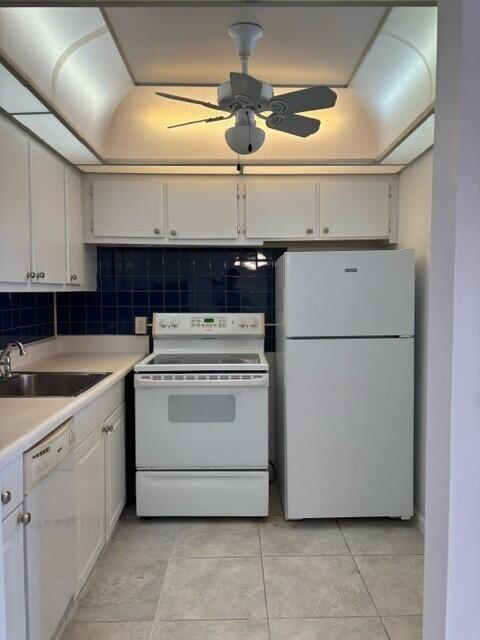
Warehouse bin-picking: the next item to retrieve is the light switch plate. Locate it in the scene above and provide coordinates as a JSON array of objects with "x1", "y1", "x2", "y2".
[{"x1": 135, "y1": 316, "x2": 148, "y2": 334}]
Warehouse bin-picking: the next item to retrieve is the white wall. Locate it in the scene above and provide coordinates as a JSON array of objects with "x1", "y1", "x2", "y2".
[
  {"x1": 424, "y1": 0, "x2": 480, "y2": 637},
  {"x1": 397, "y1": 149, "x2": 433, "y2": 525}
]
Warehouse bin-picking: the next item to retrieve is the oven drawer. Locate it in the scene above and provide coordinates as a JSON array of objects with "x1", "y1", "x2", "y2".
[
  {"x1": 136, "y1": 470, "x2": 269, "y2": 517},
  {"x1": 135, "y1": 382, "x2": 268, "y2": 469}
]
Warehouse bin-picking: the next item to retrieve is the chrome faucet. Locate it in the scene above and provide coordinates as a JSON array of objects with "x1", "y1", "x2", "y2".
[{"x1": 0, "y1": 341, "x2": 27, "y2": 379}]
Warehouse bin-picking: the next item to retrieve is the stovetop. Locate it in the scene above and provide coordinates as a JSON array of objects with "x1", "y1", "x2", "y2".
[{"x1": 147, "y1": 353, "x2": 261, "y2": 366}]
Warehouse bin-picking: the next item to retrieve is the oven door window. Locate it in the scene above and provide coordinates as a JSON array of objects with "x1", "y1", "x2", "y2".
[{"x1": 168, "y1": 394, "x2": 236, "y2": 423}]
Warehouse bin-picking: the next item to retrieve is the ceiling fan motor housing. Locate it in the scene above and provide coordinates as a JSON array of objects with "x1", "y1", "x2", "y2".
[{"x1": 217, "y1": 80, "x2": 273, "y2": 112}]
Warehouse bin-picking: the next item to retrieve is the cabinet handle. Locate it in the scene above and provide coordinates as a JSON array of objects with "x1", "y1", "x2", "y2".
[
  {"x1": 36, "y1": 272, "x2": 45, "y2": 279},
  {"x1": 323, "y1": 227, "x2": 329, "y2": 235},
  {"x1": 1, "y1": 490, "x2": 11, "y2": 505},
  {"x1": 170, "y1": 229, "x2": 177, "y2": 236},
  {"x1": 102, "y1": 425, "x2": 109, "y2": 434},
  {"x1": 17, "y1": 512, "x2": 31, "y2": 525},
  {"x1": 26, "y1": 271, "x2": 36, "y2": 279},
  {"x1": 306, "y1": 228, "x2": 314, "y2": 235},
  {"x1": 70, "y1": 274, "x2": 77, "y2": 281},
  {"x1": 154, "y1": 228, "x2": 160, "y2": 235},
  {"x1": 109, "y1": 424, "x2": 114, "y2": 432}
]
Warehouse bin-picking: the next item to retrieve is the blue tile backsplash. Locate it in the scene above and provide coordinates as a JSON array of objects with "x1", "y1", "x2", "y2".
[
  {"x1": 57, "y1": 247, "x2": 285, "y2": 351},
  {"x1": 0, "y1": 292, "x2": 55, "y2": 349}
]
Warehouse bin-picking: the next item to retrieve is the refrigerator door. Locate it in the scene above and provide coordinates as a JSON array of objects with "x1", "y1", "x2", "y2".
[
  {"x1": 282, "y1": 250, "x2": 414, "y2": 337},
  {"x1": 283, "y1": 337, "x2": 414, "y2": 519}
]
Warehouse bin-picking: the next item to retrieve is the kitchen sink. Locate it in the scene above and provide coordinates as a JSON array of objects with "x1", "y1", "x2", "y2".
[{"x1": 0, "y1": 372, "x2": 112, "y2": 397}]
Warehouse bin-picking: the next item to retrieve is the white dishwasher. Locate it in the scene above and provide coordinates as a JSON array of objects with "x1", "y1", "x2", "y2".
[{"x1": 24, "y1": 419, "x2": 76, "y2": 640}]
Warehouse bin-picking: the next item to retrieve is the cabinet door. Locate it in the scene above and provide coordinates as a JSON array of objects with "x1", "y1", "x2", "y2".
[
  {"x1": 105, "y1": 405, "x2": 126, "y2": 541},
  {"x1": 0, "y1": 118, "x2": 31, "y2": 283},
  {"x1": 74, "y1": 427, "x2": 106, "y2": 596},
  {"x1": 30, "y1": 143, "x2": 66, "y2": 284},
  {"x1": 319, "y1": 181, "x2": 390, "y2": 239},
  {"x1": 166, "y1": 181, "x2": 238, "y2": 240},
  {"x1": 3, "y1": 505, "x2": 27, "y2": 640},
  {"x1": 65, "y1": 168, "x2": 84, "y2": 285},
  {"x1": 245, "y1": 182, "x2": 317, "y2": 240},
  {"x1": 93, "y1": 178, "x2": 164, "y2": 238}
]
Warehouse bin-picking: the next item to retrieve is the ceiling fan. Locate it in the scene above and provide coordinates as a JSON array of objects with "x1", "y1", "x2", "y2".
[{"x1": 156, "y1": 22, "x2": 337, "y2": 155}]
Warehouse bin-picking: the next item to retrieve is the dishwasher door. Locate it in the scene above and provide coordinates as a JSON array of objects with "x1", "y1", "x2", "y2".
[{"x1": 24, "y1": 422, "x2": 76, "y2": 640}]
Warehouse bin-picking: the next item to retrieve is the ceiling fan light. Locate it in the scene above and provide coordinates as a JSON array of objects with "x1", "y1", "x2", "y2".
[{"x1": 225, "y1": 123, "x2": 265, "y2": 154}]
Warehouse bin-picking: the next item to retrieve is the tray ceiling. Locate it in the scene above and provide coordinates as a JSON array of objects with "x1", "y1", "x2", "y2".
[{"x1": 104, "y1": 5, "x2": 387, "y2": 86}]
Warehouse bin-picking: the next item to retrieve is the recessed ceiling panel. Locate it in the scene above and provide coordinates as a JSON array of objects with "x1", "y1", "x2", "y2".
[
  {"x1": 0, "y1": 65, "x2": 48, "y2": 114},
  {"x1": 15, "y1": 113, "x2": 99, "y2": 164},
  {"x1": 382, "y1": 114, "x2": 435, "y2": 165},
  {"x1": 104, "y1": 6, "x2": 386, "y2": 86}
]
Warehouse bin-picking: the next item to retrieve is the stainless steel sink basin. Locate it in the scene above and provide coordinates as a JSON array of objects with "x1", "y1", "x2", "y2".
[{"x1": 0, "y1": 372, "x2": 112, "y2": 397}]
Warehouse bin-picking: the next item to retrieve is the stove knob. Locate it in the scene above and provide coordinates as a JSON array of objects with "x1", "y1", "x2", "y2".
[
  {"x1": 159, "y1": 317, "x2": 168, "y2": 327},
  {"x1": 250, "y1": 317, "x2": 258, "y2": 328},
  {"x1": 172, "y1": 317, "x2": 179, "y2": 327},
  {"x1": 239, "y1": 318, "x2": 245, "y2": 328}
]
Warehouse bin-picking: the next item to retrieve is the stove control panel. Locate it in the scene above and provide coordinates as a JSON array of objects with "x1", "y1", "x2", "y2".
[{"x1": 152, "y1": 313, "x2": 264, "y2": 336}]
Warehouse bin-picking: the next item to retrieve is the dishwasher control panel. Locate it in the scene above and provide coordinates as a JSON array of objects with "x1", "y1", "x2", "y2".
[
  {"x1": 152, "y1": 313, "x2": 264, "y2": 337},
  {"x1": 24, "y1": 418, "x2": 75, "y2": 491}
]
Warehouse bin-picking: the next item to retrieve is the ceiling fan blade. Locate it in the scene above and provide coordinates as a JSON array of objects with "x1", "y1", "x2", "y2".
[
  {"x1": 167, "y1": 114, "x2": 233, "y2": 129},
  {"x1": 266, "y1": 113, "x2": 320, "y2": 137},
  {"x1": 230, "y1": 72, "x2": 263, "y2": 105},
  {"x1": 156, "y1": 91, "x2": 225, "y2": 112},
  {"x1": 269, "y1": 86, "x2": 337, "y2": 113}
]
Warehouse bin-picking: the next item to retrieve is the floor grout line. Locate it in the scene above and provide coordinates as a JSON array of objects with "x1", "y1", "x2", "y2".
[
  {"x1": 336, "y1": 518, "x2": 393, "y2": 640},
  {"x1": 258, "y1": 521, "x2": 272, "y2": 640}
]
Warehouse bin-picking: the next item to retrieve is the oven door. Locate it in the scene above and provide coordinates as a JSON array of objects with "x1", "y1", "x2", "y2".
[{"x1": 135, "y1": 373, "x2": 269, "y2": 469}]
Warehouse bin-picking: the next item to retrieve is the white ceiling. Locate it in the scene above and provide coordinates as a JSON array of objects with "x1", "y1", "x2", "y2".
[
  {"x1": 0, "y1": 5, "x2": 437, "y2": 170},
  {"x1": 104, "y1": 5, "x2": 387, "y2": 86}
]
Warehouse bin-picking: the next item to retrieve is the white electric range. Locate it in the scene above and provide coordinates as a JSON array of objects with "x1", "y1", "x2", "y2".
[{"x1": 134, "y1": 313, "x2": 269, "y2": 517}]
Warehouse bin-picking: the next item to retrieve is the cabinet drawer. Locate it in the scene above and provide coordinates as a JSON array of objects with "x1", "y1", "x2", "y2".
[
  {"x1": 74, "y1": 380, "x2": 124, "y2": 446},
  {"x1": 1, "y1": 456, "x2": 23, "y2": 521}
]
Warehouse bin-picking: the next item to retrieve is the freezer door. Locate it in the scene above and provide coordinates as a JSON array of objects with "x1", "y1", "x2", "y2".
[
  {"x1": 283, "y1": 337, "x2": 414, "y2": 519},
  {"x1": 283, "y1": 250, "x2": 414, "y2": 337}
]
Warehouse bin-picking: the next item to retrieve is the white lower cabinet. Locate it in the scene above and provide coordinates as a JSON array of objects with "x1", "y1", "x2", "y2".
[
  {"x1": 105, "y1": 405, "x2": 126, "y2": 540},
  {"x1": 3, "y1": 504, "x2": 27, "y2": 640},
  {"x1": 74, "y1": 401, "x2": 126, "y2": 596},
  {"x1": 74, "y1": 426, "x2": 106, "y2": 596}
]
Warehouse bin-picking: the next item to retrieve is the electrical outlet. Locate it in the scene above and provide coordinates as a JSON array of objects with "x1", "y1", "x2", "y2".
[{"x1": 135, "y1": 316, "x2": 148, "y2": 335}]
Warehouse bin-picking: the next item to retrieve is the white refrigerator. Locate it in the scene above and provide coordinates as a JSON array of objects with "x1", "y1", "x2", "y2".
[{"x1": 275, "y1": 249, "x2": 414, "y2": 520}]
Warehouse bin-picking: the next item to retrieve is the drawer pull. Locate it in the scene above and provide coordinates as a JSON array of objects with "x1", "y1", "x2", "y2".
[
  {"x1": 37, "y1": 272, "x2": 45, "y2": 279},
  {"x1": 71, "y1": 274, "x2": 77, "y2": 281},
  {"x1": 1, "y1": 490, "x2": 11, "y2": 505},
  {"x1": 323, "y1": 227, "x2": 329, "y2": 235},
  {"x1": 154, "y1": 228, "x2": 161, "y2": 235}
]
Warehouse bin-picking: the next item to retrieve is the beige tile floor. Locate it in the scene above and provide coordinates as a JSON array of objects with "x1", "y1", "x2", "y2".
[{"x1": 63, "y1": 485, "x2": 424, "y2": 640}]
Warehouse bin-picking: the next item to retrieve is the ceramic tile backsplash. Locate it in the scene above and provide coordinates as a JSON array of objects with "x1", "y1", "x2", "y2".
[
  {"x1": 57, "y1": 247, "x2": 285, "y2": 351},
  {"x1": 0, "y1": 292, "x2": 55, "y2": 349}
]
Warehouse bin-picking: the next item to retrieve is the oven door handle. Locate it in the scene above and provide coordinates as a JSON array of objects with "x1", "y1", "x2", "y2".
[{"x1": 134, "y1": 374, "x2": 269, "y2": 388}]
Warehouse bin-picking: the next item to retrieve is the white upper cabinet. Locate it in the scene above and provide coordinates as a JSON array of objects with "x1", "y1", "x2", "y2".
[
  {"x1": 30, "y1": 144, "x2": 66, "y2": 284},
  {"x1": 65, "y1": 168, "x2": 84, "y2": 286},
  {"x1": 319, "y1": 181, "x2": 391, "y2": 239},
  {"x1": 166, "y1": 181, "x2": 239, "y2": 240},
  {"x1": 93, "y1": 178, "x2": 164, "y2": 238},
  {"x1": 0, "y1": 118, "x2": 31, "y2": 283},
  {"x1": 244, "y1": 181, "x2": 318, "y2": 240}
]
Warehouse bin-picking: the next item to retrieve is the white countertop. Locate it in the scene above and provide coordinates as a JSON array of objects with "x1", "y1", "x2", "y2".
[{"x1": 0, "y1": 352, "x2": 145, "y2": 469}]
